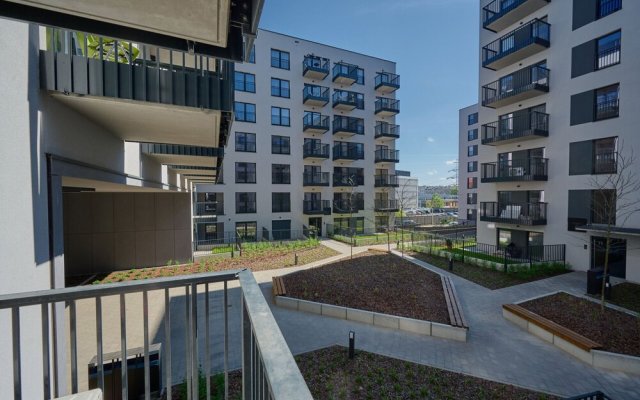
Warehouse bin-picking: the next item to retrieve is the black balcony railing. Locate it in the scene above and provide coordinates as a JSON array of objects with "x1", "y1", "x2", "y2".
[
  {"x1": 598, "y1": 0, "x2": 622, "y2": 18},
  {"x1": 482, "y1": 65, "x2": 549, "y2": 107},
  {"x1": 482, "y1": 19, "x2": 550, "y2": 68},
  {"x1": 303, "y1": 200, "x2": 331, "y2": 215},
  {"x1": 303, "y1": 55, "x2": 330, "y2": 78},
  {"x1": 303, "y1": 113, "x2": 330, "y2": 132},
  {"x1": 481, "y1": 158, "x2": 548, "y2": 182},
  {"x1": 375, "y1": 122, "x2": 400, "y2": 139},
  {"x1": 303, "y1": 172, "x2": 330, "y2": 186},
  {"x1": 333, "y1": 199, "x2": 365, "y2": 213},
  {"x1": 375, "y1": 72, "x2": 400, "y2": 91},
  {"x1": 595, "y1": 98, "x2": 619, "y2": 120},
  {"x1": 194, "y1": 201, "x2": 224, "y2": 216},
  {"x1": 482, "y1": 111, "x2": 549, "y2": 144},
  {"x1": 374, "y1": 174, "x2": 399, "y2": 187},
  {"x1": 480, "y1": 202, "x2": 547, "y2": 225},
  {"x1": 593, "y1": 152, "x2": 617, "y2": 174},
  {"x1": 303, "y1": 85, "x2": 330, "y2": 105},
  {"x1": 482, "y1": 0, "x2": 550, "y2": 30},
  {"x1": 333, "y1": 145, "x2": 365, "y2": 161},
  {"x1": 374, "y1": 199, "x2": 399, "y2": 211},
  {"x1": 333, "y1": 90, "x2": 363, "y2": 109},
  {"x1": 303, "y1": 143, "x2": 330, "y2": 159},
  {"x1": 333, "y1": 174, "x2": 365, "y2": 186},
  {"x1": 333, "y1": 116, "x2": 365, "y2": 135},
  {"x1": 596, "y1": 41, "x2": 621, "y2": 70},
  {"x1": 375, "y1": 149, "x2": 400, "y2": 163},
  {"x1": 333, "y1": 62, "x2": 358, "y2": 83},
  {"x1": 375, "y1": 97, "x2": 400, "y2": 114}
]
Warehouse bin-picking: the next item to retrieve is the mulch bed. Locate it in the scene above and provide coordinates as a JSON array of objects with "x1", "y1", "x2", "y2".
[
  {"x1": 283, "y1": 251, "x2": 449, "y2": 324},
  {"x1": 520, "y1": 292, "x2": 640, "y2": 357},
  {"x1": 607, "y1": 282, "x2": 640, "y2": 313}
]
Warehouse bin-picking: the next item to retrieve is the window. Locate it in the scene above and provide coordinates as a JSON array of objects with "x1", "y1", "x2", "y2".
[
  {"x1": 467, "y1": 177, "x2": 477, "y2": 189},
  {"x1": 234, "y1": 102, "x2": 256, "y2": 122},
  {"x1": 236, "y1": 221, "x2": 257, "y2": 241},
  {"x1": 467, "y1": 208, "x2": 477, "y2": 221},
  {"x1": 333, "y1": 217, "x2": 365, "y2": 235},
  {"x1": 467, "y1": 193, "x2": 477, "y2": 205},
  {"x1": 272, "y1": 193, "x2": 291, "y2": 213},
  {"x1": 234, "y1": 71, "x2": 255, "y2": 93},
  {"x1": 272, "y1": 164, "x2": 291, "y2": 184},
  {"x1": 468, "y1": 145, "x2": 478, "y2": 157},
  {"x1": 597, "y1": 0, "x2": 621, "y2": 19},
  {"x1": 355, "y1": 68, "x2": 365, "y2": 85},
  {"x1": 235, "y1": 193, "x2": 257, "y2": 214},
  {"x1": 592, "y1": 189, "x2": 616, "y2": 225},
  {"x1": 595, "y1": 84, "x2": 619, "y2": 120},
  {"x1": 467, "y1": 161, "x2": 478, "y2": 173},
  {"x1": 235, "y1": 162, "x2": 256, "y2": 183},
  {"x1": 271, "y1": 78, "x2": 290, "y2": 98},
  {"x1": 271, "y1": 49, "x2": 290, "y2": 69},
  {"x1": 468, "y1": 112, "x2": 478, "y2": 125},
  {"x1": 271, "y1": 135, "x2": 290, "y2": 154},
  {"x1": 468, "y1": 129, "x2": 478, "y2": 141},
  {"x1": 243, "y1": 43, "x2": 255, "y2": 64},
  {"x1": 235, "y1": 132, "x2": 256, "y2": 152},
  {"x1": 596, "y1": 31, "x2": 621, "y2": 70},
  {"x1": 271, "y1": 106, "x2": 290, "y2": 126},
  {"x1": 593, "y1": 137, "x2": 618, "y2": 174}
]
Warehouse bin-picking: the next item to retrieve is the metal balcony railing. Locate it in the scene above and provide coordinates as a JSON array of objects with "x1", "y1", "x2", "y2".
[
  {"x1": 374, "y1": 149, "x2": 400, "y2": 163},
  {"x1": 481, "y1": 158, "x2": 548, "y2": 182},
  {"x1": 375, "y1": 122, "x2": 400, "y2": 139},
  {"x1": 333, "y1": 174, "x2": 365, "y2": 187},
  {"x1": 303, "y1": 172, "x2": 330, "y2": 186},
  {"x1": 482, "y1": 65, "x2": 549, "y2": 108},
  {"x1": 303, "y1": 113, "x2": 330, "y2": 132},
  {"x1": 332, "y1": 62, "x2": 358, "y2": 83},
  {"x1": 333, "y1": 116, "x2": 365, "y2": 135},
  {"x1": 194, "y1": 201, "x2": 224, "y2": 216},
  {"x1": 374, "y1": 199, "x2": 399, "y2": 211},
  {"x1": 482, "y1": 19, "x2": 550, "y2": 69},
  {"x1": 375, "y1": 97, "x2": 400, "y2": 114},
  {"x1": 593, "y1": 152, "x2": 617, "y2": 174},
  {"x1": 0, "y1": 270, "x2": 312, "y2": 400},
  {"x1": 303, "y1": 85, "x2": 330, "y2": 105},
  {"x1": 303, "y1": 55, "x2": 330, "y2": 78},
  {"x1": 333, "y1": 145, "x2": 365, "y2": 161},
  {"x1": 375, "y1": 72, "x2": 400, "y2": 91},
  {"x1": 303, "y1": 200, "x2": 331, "y2": 215},
  {"x1": 598, "y1": 0, "x2": 622, "y2": 18},
  {"x1": 482, "y1": 111, "x2": 549, "y2": 145},
  {"x1": 332, "y1": 90, "x2": 363, "y2": 109},
  {"x1": 480, "y1": 202, "x2": 547, "y2": 225},
  {"x1": 374, "y1": 174, "x2": 399, "y2": 187},
  {"x1": 596, "y1": 40, "x2": 621, "y2": 70},
  {"x1": 595, "y1": 98, "x2": 619, "y2": 121},
  {"x1": 333, "y1": 199, "x2": 365, "y2": 213},
  {"x1": 482, "y1": 0, "x2": 550, "y2": 31},
  {"x1": 303, "y1": 143, "x2": 330, "y2": 159}
]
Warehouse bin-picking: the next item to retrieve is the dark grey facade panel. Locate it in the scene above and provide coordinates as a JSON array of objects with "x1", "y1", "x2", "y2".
[
  {"x1": 55, "y1": 53, "x2": 72, "y2": 93},
  {"x1": 571, "y1": 40, "x2": 596, "y2": 78},
  {"x1": 118, "y1": 63, "x2": 132, "y2": 99},
  {"x1": 570, "y1": 90, "x2": 595, "y2": 126},
  {"x1": 103, "y1": 62, "x2": 118, "y2": 98},
  {"x1": 72, "y1": 55, "x2": 88, "y2": 95},
  {"x1": 573, "y1": 0, "x2": 598, "y2": 30},
  {"x1": 568, "y1": 189, "x2": 592, "y2": 230},
  {"x1": 88, "y1": 58, "x2": 103, "y2": 96},
  {"x1": 569, "y1": 140, "x2": 594, "y2": 175}
]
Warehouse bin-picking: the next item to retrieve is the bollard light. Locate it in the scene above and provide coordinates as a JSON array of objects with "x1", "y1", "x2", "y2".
[
  {"x1": 348, "y1": 331, "x2": 355, "y2": 359},
  {"x1": 449, "y1": 253, "x2": 453, "y2": 271}
]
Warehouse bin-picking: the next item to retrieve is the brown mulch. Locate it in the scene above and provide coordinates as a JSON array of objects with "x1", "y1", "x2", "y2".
[
  {"x1": 283, "y1": 251, "x2": 449, "y2": 324},
  {"x1": 520, "y1": 292, "x2": 640, "y2": 357}
]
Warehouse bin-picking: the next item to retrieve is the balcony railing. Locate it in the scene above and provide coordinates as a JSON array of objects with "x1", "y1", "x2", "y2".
[
  {"x1": 333, "y1": 174, "x2": 365, "y2": 187},
  {"x1": 333, "y1": 145, "x2": 365, "y2": 161},
  {"x1": 594, "y1": 152, "x2": 617, "y2": 174},
  {"x1": 332, "y1": 62, "x2": 358, "y2": 85},
  {"x1": 303, "y1": 55, "x2": 330, "y2": 79},
  {"x1": 375, "y1": 72, "x2": 400, "y2": 92},
  {"x1": 482, "y1": 0, "x2": 550, "y2": 32},
  {"x1": 236, "y1": 201, "x2": 257, "y2": 214},
  {"x1": 194, "y1": 201, "x2": 224, "y2": 216},
  {"x1": 272, "y1": 172, "x2": 291, "y2": 184},
  {"x1": 0, "y1": 270, "x2": 312, "y2": 400},
  {"x1": 333, "y1": 116, "x2": 365, "y2": 136},
  {"x1": 374, "y1": 174, "x2": 399, "y2": 187},
  {"x1": 303, "y1": 113, "x2": 330, "y2": 133},
  {"x1": 303, "y1": 172, "x2": 330, "y2": 186},
  {"x1": 598, "y1": 0, "x2": 622, "y2": 18},
  {"x1": 482, "y1": 65, "x2": 549, "y2": 108},
  {"x1": 375, "y1": 97, "x2": 400, "y2": 116},
  {"x1": 482, "y1": 111, "x2": 549, "y2": 145},
  {"x1": 333, "y1": 199, "x2": 365, "y2": 213},
  {"x1": 481, "y1": 158, "x2": 548, "y2": 182},
  {"x1": 595, "y1": 98, "x2": 619, "y2": 121},
  {"x1": 375, "y1": 149, "x2": 400, "y2": 163},
  {"x1": 375, "y1": 122, "x2": 400, "y2": 139},
  {"x1": 596, "y1": 40, "x2": 621, "y2": 70},
  {"x1": 480, "y1": 202, "x2": 548, "y2": 225},
  {"x1": 333, "y1": 90, "x2": 363, "y2": 110},
  {"x1": 303, "y1": 200, "x2": 331, "y2": 215},
  {"x1": 303, "y1": 85, "x2": 330, "y2": 106},
  {"x1": 482, "y1": 19, "x2": 550, "y2": 70},
  {"x1": 374, "y1": 199, "x2": 400, "y2": 211},
  {"x1": 303, "y1": 143, "x2": 330, "y2": 159}
]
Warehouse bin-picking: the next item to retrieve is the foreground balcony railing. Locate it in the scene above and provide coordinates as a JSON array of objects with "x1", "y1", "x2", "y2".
[
  {"x1": 303, "y1": 200, "x2": 331, "y2": 215},
  {"x1": 194, "y1": 201, "x2": 224, "y2": 216},
  {"x1": 595, "y1": 99, "x2": 619, "y2": 121},
  {"x1": 375, "y1": 97, "x2": 400, "y2": 116},
  {"x1": 480, "y1": 202, "x2": 547, "y2": 225},
  {"x1": 303, "y1": 113, "x2": 330, "y2": 133},
  {"x1": 375, "y1": 122, "x2": 400, "y2": 139},
  {"x1": 374, "y1": 199, "x2": 399, "y2": 211},
  {"x1": 482, "y1": 19, "x2": 550, "y2": 70},
  {"x1": 303, "y1": 85, "x2": 330, "y2": 106},
  {"x1": 374, "y1": 149, "x2": 400, "y2": 163},
  {"x1": 0, "y1": 270, "x2": 312, "y2": 400},
  {"x1": 482, "y1": 111, "x2": 549, "y2": 145},
  {"x1": 333, "y1": 116, "x2": 364, "y2": 137},
  {"x1": 303, "y1": 172, "x2": 330, "y2": 186},
  {"x1": 333, "y1": 174, "x2": 365, "y2": 187},
  {"x1": 482, "y1": 0, "x2": 550, "y2": 32},
  {"x1": 333, "y1": 145, "x2": 364, "y2": 161},
  {"x1": 333, "y1": 90, "x2": 363, "y2": 110},
  {"x1": 482, "y1": 65, "x2": 549, "y2": 108},
  {"x1": 375, "y1": 72, "x2": 400, "y2": 93},
  {"x1": 303, "y1": 143, "x2": 330, "y2": 159},
  {"x1": 594, "y1": 152, "x2": 618, "y2": 174},
  {"x1": 481, "y1": 158, "x2": 548, "y2": 182},
  {"x1": 303, "y1": 55, "x2": 330, "y2": 79},
  {"x1": 374, "y1": 174, "x2": 399, "y2": 187}
]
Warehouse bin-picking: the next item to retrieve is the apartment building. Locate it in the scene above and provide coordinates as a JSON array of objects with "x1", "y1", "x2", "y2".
[
  {"x1": 194, "y1": 29, "x2": 400, "y2": 241},
  {"x1": 477, "y1": 0, "x2": 640, "y2": 283},
  {"x1": 459, "y1": 104, "x2": 480, "y2": 223},
  {"x1": 396, "y1": 170, "x2": 419, "y2": 210}
]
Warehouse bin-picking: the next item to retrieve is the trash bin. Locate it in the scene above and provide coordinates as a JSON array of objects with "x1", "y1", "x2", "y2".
[{"x1": 587, "y1": 268, "x2": 610, "y2": 295}]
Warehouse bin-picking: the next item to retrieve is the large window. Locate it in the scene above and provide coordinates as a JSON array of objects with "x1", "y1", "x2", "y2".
[
  {"x1": 234, "y1": 71, "x2": 255, "y2": 93},
  {"x1": 235, "y1": 132, "x2": 256, "y2": 152},
  {"x1": 271, "y1": 49, "x2": 290, "y2": 69},
  {"x1": 468, "y1": 112, "x2": 478, "y2": 125},
  {"x1": 597, "y1": 0, "x2": 622, "y2": 19},
  {"x1": 467, "y1": 193, "x2": 477, "y2": 205},
  {"x1": 595, "y1": 84, "x2": 619, "y2": 120},
  {"x1": 234, "y1": 102, "x2": 256, "y2": 122},
  {"x1": 272, "y1": 164, "x2": 291, "y2": 184},
  {"x1": 467, "y1": 161, "x2": 478, "y2": 173},
  {"x1": 596, "y1": 31, "x2": 621, "y2": 70},
  {"x1": 271, "y1": 135, "x2": 290, "y2": 154},
  {"x1": 271, "y1": 106, "x2": 290, "y2": 126},
  {"x1": 468, "y1": 129, "x2": 478, "y2": 141},
  {"x1": 592, "y1": 189, "x2": 616, "y2": 225},
  {"x1": 271, "y1": 78, "x2": 290, "y2": 98},
  {"x1": 468, "y1": 145, "x2": 478, "y2": 157},
  {"x1": 355, "y1": 68, "x2": 365, "y2": 85},
  {"x1": 333, "y1": 217, "x2": 365, "y2": 235},
  {"x1": 235, "y1": 193, "x2": 257, "y2": 214},
  {"x1": 236, "y1": 221, "x2": 257, "y2": 241},
  {"x1": 235, "y1": 162, "x2": 256, "y2": 183},
  {"x1": 272, "y1": 193, "x2": 291, "y2": 213},
  {"x1": 467, "y1": 177, "x2": 477, "y2": 189}
]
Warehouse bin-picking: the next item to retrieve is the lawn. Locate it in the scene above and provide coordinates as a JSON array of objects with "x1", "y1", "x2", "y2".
[
  {"x1": 408, "y1": 251, "x2": 569, "y2": 290},
  {"x1": 283, "y1": 251, "x2": 449, "y2": 323},
  {"x1": 331, "y1": 232, "x2": 413, "y2": 247}
]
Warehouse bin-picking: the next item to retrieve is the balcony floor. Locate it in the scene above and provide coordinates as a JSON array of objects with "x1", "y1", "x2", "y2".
[{"x1": 484, "y1": 0, "x2": 550, "y2": 32}]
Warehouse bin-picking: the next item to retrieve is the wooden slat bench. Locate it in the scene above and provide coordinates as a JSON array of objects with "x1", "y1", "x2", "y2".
[
  {"x1": 503, "y1": 304, "x2": 602, "y2": 351},
  {"x1": 272, "y1": 276, "x2": 286, "y2": 297},
  {"x1": 441, "y1": 276, "x2": 468, "y2": 329}
]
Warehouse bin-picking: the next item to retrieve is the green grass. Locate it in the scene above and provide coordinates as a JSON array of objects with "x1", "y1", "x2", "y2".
[
  {"x1": 240, "y1": 238, "x2": 319, "y2": 252},
  {"x1": 331, "y1": 232, "x2": 413, "y2": 246}
]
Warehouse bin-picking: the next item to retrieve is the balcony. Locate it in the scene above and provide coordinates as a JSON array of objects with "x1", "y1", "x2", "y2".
[
  {"x1": 194, "y1": 201, "x2": 224, "y2": 216},
  {"x1": 375, "y1": 149, "x2": 400, "y2": 163},
  {"x1": 482, "y1": 0, "x2": 550, "y2": 32},
  {"x1": 375, "y1": 199, "x2": 400, "y2": 212},
  {"x1": 303, "y1": 55, "x2": 330, "y2": 79},
  {"x1": 375, "y1": 97, "x2": 400, "y2": 116},
  {"x1": 303, "y1": 143, "x2": 330, "y2": 160},
  {"x1": 303, "y1": 113, "x2": 330, "y2": 134},
  {"x1": 482, "y1": 65, "x2": 549, "y2": 108},
  {"x1": 482, "y1": 111, "x2": 549, "y2": 145},
  {"x1": 333, "y1": 174, "x2": 365, "y2": 187},
  {"x1": 375, "y1": 174, "x2": 400, "y2": 187},
  {"x1": 482, "y1": 19, "x2": 550, "y2": 70},
  {"x1": 375, "y1": 72, "x2": 400, "y2": 93},
  {"x1": 141, "y1": 143, "x2": 224, "y2": 181},
  {"x1": 303, "y1": 84, "x2": 330, "y2": 107},
  {"x1": 594, "y1": 152, "x2": 618, "y2": 174},
  {"x1": 481, "y1": 158, "x2": 548, "y2": 182},
  {"x1": 303, "y1": 199, "x2": 332, "y2": 215},
  {"x1": 303, "y1": 172, "x2": 331, "y2": 187},
  {"x1": 333, "y1": 199, "x2": 365, "y2": 213},
  {"x1": 480, "y1": 202, "x2": 547, "y2": 225},
  {"x1": 333, "y1": 116, "x2": 365, "y2": 138},
  {"x1": 333, "y1": 90, "x2": 363, "y2": 111},
  {"x1": 333, "y1": 145, "x2": 365, "y2": 161},
  {"x1": 375, "y1": 122, "x2": 400, "y2": 140},
  {"x1": 0, "y1": 270, "x2": 312, "y2": 400},
  {"x1": 332, "y1": 62, "x2": 358, "y2": 85},
  {"x1": 596, "y1": 99, "x2": 620, "y2": 121}
]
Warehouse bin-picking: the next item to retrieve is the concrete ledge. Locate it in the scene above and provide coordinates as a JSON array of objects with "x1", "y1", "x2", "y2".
[
  {"x1": 593, "y1": 350, "x2": 640, "y2": 375},
  {"x1": 297, "y1": 298, "x2": 322, "y2": 315},
  {"x1": 431, "y1": 322, "x2": 467, "y2": 342},
  {"x1": 553, "y1": 335, "x2": 593, "y2": 365},
  {"x1": 274, "y1": 295, "x2": 298, "y2": 310},
  {"x1": 399, "y1": 317, "x2": 431, "y2": 336},
  {"x1": 374, "y1": 313, "x2": 400, "y2": 329},
  {"x1": 322, "y1": 303, "x2": 347, "y2": 319},
  {"x1": 347, "y1": 307, "x2": 374, "y2": 324}
]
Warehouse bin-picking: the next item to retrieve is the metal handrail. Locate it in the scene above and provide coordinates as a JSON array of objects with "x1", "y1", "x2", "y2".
[
  {"x1": 333, "y1": 116, "x2": 365, "y2": 134},
  {"x1": 375, "y1": 97, "x2": 400, "y2": 112},
  {"x1": 303, "y1": 55, "x2": 330, "y2": 73},
  {"x1": 375, "y1": 148, "x2": 400, "y2": 162},
  {"x1": 482, "y1": 19, "x2": 550, "y2": 65},
  {"x1": 303, "y1": 84, "x2": 330, "y2": 100},
  {"x1": 375, "y1": 72, "x2": 400, "y2": 87},
  {"x1": 481, "y1": 158, "x2": 548, "y2": 180},
  {"x1": 332, "y1": 90, "x2": 364, "y2": 108},
  {"x1": 333, "y1": 144, "x2": 365, "y2": 160},
  {"x1": 375, "y1": 122, "x2": 400, "y2": 137},
  {"x1": 303, "y1": 112, "x2": 330, "y2": 129},
  {"x1": 482, "y1": 111, "x2": 549, "y2": 143},
  {"x1": 482, "y1": 65, "x2": 550, "y2": 105}
]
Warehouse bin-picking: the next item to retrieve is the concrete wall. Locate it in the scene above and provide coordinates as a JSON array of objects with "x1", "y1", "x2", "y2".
[
  {"x1": 459, "y1": 104, "x2": 479, "y2": 223},
  {"x1": 397, "y1": 176, "x2": 419, "y2": 210},
  {"x1": 64, "y1": 192, "x2": 192, "y2": 275}
]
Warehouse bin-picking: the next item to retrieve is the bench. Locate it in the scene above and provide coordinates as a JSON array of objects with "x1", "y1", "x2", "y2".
[
  {"x1": 441, "y1": 276, "x2": 468, "y2": 329},
  {"x1": 503, "y1": 304, "x2": 602, "y2": 351},
  {"x1": 272, "y1": 276, "x2": 287, "y2": 297}
]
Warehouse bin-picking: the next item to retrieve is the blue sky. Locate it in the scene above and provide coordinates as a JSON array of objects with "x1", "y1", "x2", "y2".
[{"x1": 259, "y1": 0, "x2": 479, "y2": 186}]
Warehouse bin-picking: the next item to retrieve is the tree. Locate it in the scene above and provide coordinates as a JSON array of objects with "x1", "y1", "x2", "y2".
[
  {"x1": 449, "y1": 186, "x2": 458, "y2": 196},
  {"x1": 428, "y1": 194, "x2": 445, "y2": 209},
  {"x1": 396, "y1": 178, "x2": 419, "y2": 257}
]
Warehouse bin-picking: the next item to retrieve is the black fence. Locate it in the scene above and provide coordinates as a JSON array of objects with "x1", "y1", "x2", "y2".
[
  {"x1": 193, "y1": 229, "x2": 317, "y2": 253},
  {"x1": 565, "y1": 391, "x2": 612, "y2": 400}
]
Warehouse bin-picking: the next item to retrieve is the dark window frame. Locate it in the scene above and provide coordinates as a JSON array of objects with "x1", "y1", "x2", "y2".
[
  {"x1": 235, "y1": 132, "x2": 256, "y2": 153},
  {"x1": 468, "y1": 144, "x2": 478, "y2": 157},
  {"x1": 234, "y1": 102, "x2": 256, "y2": 123},
  {"x1": 272, "y1": 164, "x2": 291, "y2": 184},
  {"x1": 271, "y1": 48, "x2": 290, "y2": 70},
  {"x1": 467, "y1": 161, "x2": 478, "y2": 173},
  {"x1": 236, "y1": 221, "x2": 257, "y2": 240},
  {"x1": 595, "y1": 83, "x2": 620, "y2": 121},
  {"x1": 235, "y1": 162, "x2": 257, "y2": 184},
  {"x1": 272, "y1": 192, "x2": 291, "y2": 213},
  {"x1": 271, "y1": 106, "x2": 291, "y2": 126},
  {"x1": 595, "y1": 30, "x2": 621, "y2": 71},
  {"x1": 234, "y1": 71, "x2": 256, "y2": 93},
  {"x1": 271, "y1": 135, "x2": 291, "y2": 155},
  {"x1": 468, "y1": 112, "x2": 478, "y2": 125},
  {"x1": 271, "y1": 77, "x2": 291, "y2": 98},
  {"x1": 235, "y1": 193, "x2": 257, "y2": 214},
  {"x1": 468, "y1": 129, "x2": 478, "y2": 141}
]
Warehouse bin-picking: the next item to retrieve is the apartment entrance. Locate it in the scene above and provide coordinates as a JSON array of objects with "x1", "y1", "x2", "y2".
[
  {"x1": 309, "y1": 217, "x2": 322, "y2": 236},
  {"x1": 591, "y1": 236, "x2": 627, "y2": 279}
]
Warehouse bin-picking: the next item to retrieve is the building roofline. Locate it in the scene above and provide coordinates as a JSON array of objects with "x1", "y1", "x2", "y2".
[
  {"x1": 257, "y1": 28, "x2": 396, "y2": 65},
  {"x1": 459, "y1": 103, "x2": 479, "y2": 112}
]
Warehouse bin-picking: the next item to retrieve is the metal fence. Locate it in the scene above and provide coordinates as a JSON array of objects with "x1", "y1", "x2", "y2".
[
  {"x1": 193, "y1": 229, "x2": 317, "y2": 253},
  {"x1": 565, "y1": 391, "x2": 612, "y2": 400}
]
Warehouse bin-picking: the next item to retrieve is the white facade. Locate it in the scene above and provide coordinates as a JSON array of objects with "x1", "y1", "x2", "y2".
[
  {"x1": 458, "y1": 104, "x2": 479, "y2": 223},
  {"x1": 477, "y1": 0, "x2": 640, "y2": 282},
  {"x1": 396, "y1": 175, "x2": 419, "y2": 210}
]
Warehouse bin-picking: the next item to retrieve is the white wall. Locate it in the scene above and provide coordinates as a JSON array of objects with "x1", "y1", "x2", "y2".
[{"x1": 458, "y1": 104, "x2": 479, "y2": 222}]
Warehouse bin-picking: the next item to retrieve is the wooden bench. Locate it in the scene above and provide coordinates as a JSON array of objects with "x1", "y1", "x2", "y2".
[
  {"x1": 441, "y1": 276, "x2": 468, "y2": 329},
  {"x1": 503, "y1": 304, "x2": 602, "y2": 351},
  {"x1": 272, "y1": 276, "x2": 286, "y2": 297}
]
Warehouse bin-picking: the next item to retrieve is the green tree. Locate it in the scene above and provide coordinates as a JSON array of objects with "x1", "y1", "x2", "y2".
[
  {"x1": 428, "y1": 194, "x2": 445, "y2": 209},
  {"x1": 449, "y1": 186, "x2": 458, "y2": 196}
]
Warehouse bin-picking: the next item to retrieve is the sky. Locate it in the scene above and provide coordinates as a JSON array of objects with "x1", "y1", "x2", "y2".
[{"x1": 259, "y1": 0, "x2": 480, "y2": 186}]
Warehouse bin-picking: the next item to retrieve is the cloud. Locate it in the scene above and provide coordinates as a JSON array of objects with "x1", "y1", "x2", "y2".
[
  {"x1": 427, "y1": 137, "x2": 435, "y2": 143},
  {"x1": 445, "y1": 159, "x2": 457, "y2": 165},
  {"x1": 426, "y1": 169, "x2": 438, "y2": 176}
]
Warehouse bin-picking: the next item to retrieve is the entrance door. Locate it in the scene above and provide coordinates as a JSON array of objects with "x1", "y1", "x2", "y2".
[
  {"x1": 591, "y1": 236, "x2": 627, "y2": 278},
  {"x1": 309, "y1": 217, "x2": 322, "y2": 236}
]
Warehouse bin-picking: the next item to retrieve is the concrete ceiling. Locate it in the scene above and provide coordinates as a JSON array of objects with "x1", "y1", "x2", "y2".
[
  {"x1": 62, "y1": 177, "x2": 179, "y2": 193},
  {"x1": 144, "y1": 153, "x2": 217, "y2": 168}
]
